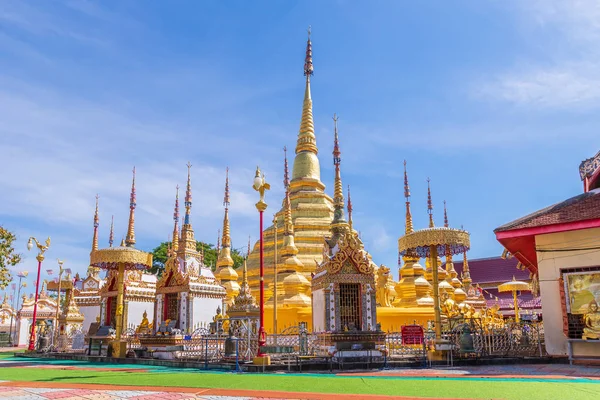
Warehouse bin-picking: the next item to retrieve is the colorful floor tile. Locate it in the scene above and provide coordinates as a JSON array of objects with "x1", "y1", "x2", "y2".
[{"x1": 0, "y1": 387, "x2": 299, "y2": 399}]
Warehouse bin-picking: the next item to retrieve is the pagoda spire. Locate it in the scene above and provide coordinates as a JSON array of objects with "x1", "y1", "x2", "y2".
[
  {"x1": 172, "y1": 185, "x2": 180, "y2": 253},
  {"x1": 91, "y1": 194, "x2": 99, "y2": 253},
  {"x1": 462, "y1": 250, "x2": 472, "y2": 291},
  {"x1": 178, "y1": 162, "x2": 199, "y2": 260},
  {"x1": 330, "y1": 113, "x2": 347, "y2": 233},
  {"x1": 427, "y1": 178, "x2": 434, "y2": 228},
  {"x1": 217, "y1": 168, "x2": 235, "y2": 271},
  {"x1": 125, "y1": 167, "x2": 136, "y2": 247},
  {"x1": 443, "y1": 200, "x2": 449, "y2": 228},
  {"x1": 283, "y1": 146, "x2": 290, "y2": 188},
  {"x1": 347, "y1": 185, "x2": 353, "y2": 230},
  {"x1": 404, "y1": 161, "x2": 414, "y2": 235},
  {"x1": 109, "y1": 215, "x2": 114, "y2": 247},
  {"x1": 284, "y1": 155, "x2": 294, "y2": 237},
  {"x1": 295, "y1": 26, "x2": 317, "y2": 156},
  {"x1": 184, "y1": 162, "x2": 192, "y2": 225}
]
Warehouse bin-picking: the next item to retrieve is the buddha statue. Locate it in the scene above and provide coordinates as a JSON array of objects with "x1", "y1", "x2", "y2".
[
  {"x1": 440, "y1": 292, "x2": 459, "y2": 319},
  {"x1": 136, "y1": 310, "x2": 150, "y2": 334},
  {"x1": 582, "y1": 300, "x2": 600, "y2": 340}
]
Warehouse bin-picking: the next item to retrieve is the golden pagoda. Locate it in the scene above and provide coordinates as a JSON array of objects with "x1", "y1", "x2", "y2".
[
  {"x1": 215, "y1": 168, "x2": 240, "y2": 307},
  {"x1": 246, "y1": 29, "x2": 334, "y2": 311}
]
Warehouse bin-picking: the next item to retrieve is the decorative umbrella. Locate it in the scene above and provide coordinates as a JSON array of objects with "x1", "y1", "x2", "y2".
[
  {"x1": 498, "y1": 276, "x2": 530, "y2": 324},
  {"x1": 398, "y1": 227, "x2": 470, "y2": 341}
]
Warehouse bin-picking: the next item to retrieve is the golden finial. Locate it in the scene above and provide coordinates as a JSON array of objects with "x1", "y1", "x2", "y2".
[
  {"x1": 427, "y1": 177, "x2": 434, "y2": 228},
  {"x1": 247, "y1": 235, "x2": 251, "y2": 259},
  {"x1": 296, "y1": 29, "x2": 317, "y2": 156},
  {"x1": 331, "y1": 114, "x2": 346, "y2": 228},
  {"x1": 283, "y1": 146, "x2": 289, "y2": 189},
  {"x1": 304, "y1": 26, "x2": 313, "y2": 77},
  {"x1": 224, "y1": 167, "x2": 230, "y2": 207},
  {"x1": 172, "y1": 185, "x2": 180, "y2": 252},
  {"x1": 443, "y1": 200, "x2": 449, "y2": 228},
  {"x1": 221, "y1": 168, "x2": 231, "y2": 248},
  {"x1": 404, "y1": 160, "x2": 414, "y2": 235},
  {"x1": 347, "y1": 185, "x2": 353, "y2": 230},
  {"x1": 120, "y1": 237, "x2": 125, "y2": 247},
  {"x1": 184, "y1": 162, "x2": 192, "y2": 225},
  {"x1": 284, "y1": 182, "x2": 294, "y2": 236},
  {"x1": 91, "y1": 194, "x2": 99, "y2": 253},
  {"x1": 125, "y1": 167, "x2": 136, "y2": 247},
  {"x1": 462, "y1": 250, "x2": 471, "y2": 289},
  {"x1": 109, "y1": 215, "x2": 114, "y2": 247}
]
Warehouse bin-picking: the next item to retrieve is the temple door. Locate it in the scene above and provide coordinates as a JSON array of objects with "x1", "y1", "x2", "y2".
[{"x1": 339, "y1": 283, "x2": 361, "y2": 331}]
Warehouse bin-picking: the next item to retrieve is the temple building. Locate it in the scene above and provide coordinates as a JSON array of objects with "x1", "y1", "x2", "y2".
[
  {"x1": 155, "y1": 165, "x2": 226, "y2": 333},
  {"x1": 246, "y1": 30, "x2": 334, "y2": 306},
  {"x1": 16, "y1": 285, "x2": 57, "y2": 346},
  {"x1": 495, "y1": 150, "x2": 600, "y2": 361},
  {"x1": 312, "y1": 115, "x2": 377, "y2": 333},
  {"x1": 0, "y1": 294, "x2": 15, "y2": 338}
]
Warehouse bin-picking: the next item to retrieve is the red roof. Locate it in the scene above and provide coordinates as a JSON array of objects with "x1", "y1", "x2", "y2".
[
  {"x1": 494, "y1": 189, "x2": 600, "y2": 273},
  {"x1": 495, "y1": 188, "x2": 600, "y2": 232},
  {"x1": 449, "y1": 257, "x2": 529, "y2": 285}
]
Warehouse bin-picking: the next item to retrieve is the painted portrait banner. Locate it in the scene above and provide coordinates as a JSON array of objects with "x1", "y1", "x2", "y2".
[{"x1": 565, "y1": 272, "x2": 600, "y2": 314}]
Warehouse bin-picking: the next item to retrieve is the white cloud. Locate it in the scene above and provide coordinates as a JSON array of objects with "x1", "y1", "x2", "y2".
[{"x1": 474, "y1": 0, "x2": 600, "y2": 110}]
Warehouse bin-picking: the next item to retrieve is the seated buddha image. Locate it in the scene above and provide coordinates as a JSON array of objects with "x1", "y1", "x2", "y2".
[
  {"x1": 582, "y1": 300, "x2": 600, "y2": 340},
  {"x1": 570, "y1": 277, "x2": 595, "y2": 313}
]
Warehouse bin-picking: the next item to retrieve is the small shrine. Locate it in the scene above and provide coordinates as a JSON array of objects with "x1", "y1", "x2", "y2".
[
  {"x1": 46, "y1": 268, "x2": 85, "y2": 338},
  {"x1": 154, "y1": 165, "x2": 225, "y2": 334},
  {"x1": 311, "y1": 120, "x2": 383, "y2": 358},
  {"x1": 0, "y1": 294, "x2": 15, "y2": 336},
  {"x1": 227, "y1": 255, "x2": 259, "y2": 334},
  {"x1": 16, "y1": 284, "x2": 58, "y2": 346}
]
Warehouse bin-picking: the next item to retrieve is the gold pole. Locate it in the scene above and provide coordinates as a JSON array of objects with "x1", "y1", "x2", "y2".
[
  {"x1": 430, "y1": 245, "x2": 442, "y2": 341},
  {"x1": 513, "y1": 290, "x2": 520, "y2": 324},
  {"x1": 273, "y1": 214, "x2": 278, "y2": 337},
  {"x1": 53, "y1": 260, "x2": 64, "y2": 347},
  {"x1": 114, "y1": 263, "x2": 125, "y2": 356}
]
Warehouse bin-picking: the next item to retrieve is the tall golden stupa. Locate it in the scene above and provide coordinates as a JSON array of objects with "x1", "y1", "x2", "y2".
[{"x1": 246, "y1": 30, "x2": 334, "y2": 299}]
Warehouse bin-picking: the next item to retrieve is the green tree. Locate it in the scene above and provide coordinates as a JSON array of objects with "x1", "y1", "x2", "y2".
[
  {"x1": 150, "y1": 241, "x2": 244, "y2": 277},
  {"x1": 0, "y1": 226, "x2": 22, "y2": 290}
]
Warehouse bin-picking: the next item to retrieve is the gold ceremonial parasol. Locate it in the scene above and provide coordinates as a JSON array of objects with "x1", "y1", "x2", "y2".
[
  {"x1": 498, "y1": 276, "x2": 530, "y2": 324},
  {"x1": 398, "y1": 227, "x2": 470, "y2": 341}
]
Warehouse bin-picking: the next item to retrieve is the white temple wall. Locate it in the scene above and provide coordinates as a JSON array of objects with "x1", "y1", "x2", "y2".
[
  {"x1": 312, "y1": 289, "x2": 325, "y2": 332},
  {"x1": 79, "y1": 305, "x2": 100, "y2": 333},
  {"x1": 126, "y1": 301, "x2": 154, "y2": 330},
  {"x1": 536, "y1": 227, "x2": 600, "y2": 357},
  {"x1": 191, "y1": 297, "x2": 221, "y2": 330},
  {"x1": 17, "y1": 318, "x2": 31, "y2": 346}
]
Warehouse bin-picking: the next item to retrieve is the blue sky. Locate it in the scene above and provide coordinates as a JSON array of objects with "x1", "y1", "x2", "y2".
[{"x1": 1, "y1": 1, "x2": 598, "y2": 296}]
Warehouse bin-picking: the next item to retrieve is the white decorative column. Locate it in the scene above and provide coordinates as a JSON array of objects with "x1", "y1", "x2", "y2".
[
  {"x1": 364, "y1": 284, "x2": 374, "y2": 331},
  {"x1": 328, "y1": 284, "x2": 336, "y2": 332},
  {"x1": 180, "y1": 292, "x2": 188, "y2": 333},
  {"x1": 100, "y1": 298, "x2": 107, "y2": 325},
  {"x1": 155, "y1": 294, "x2": 163, "y2": 327}
]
